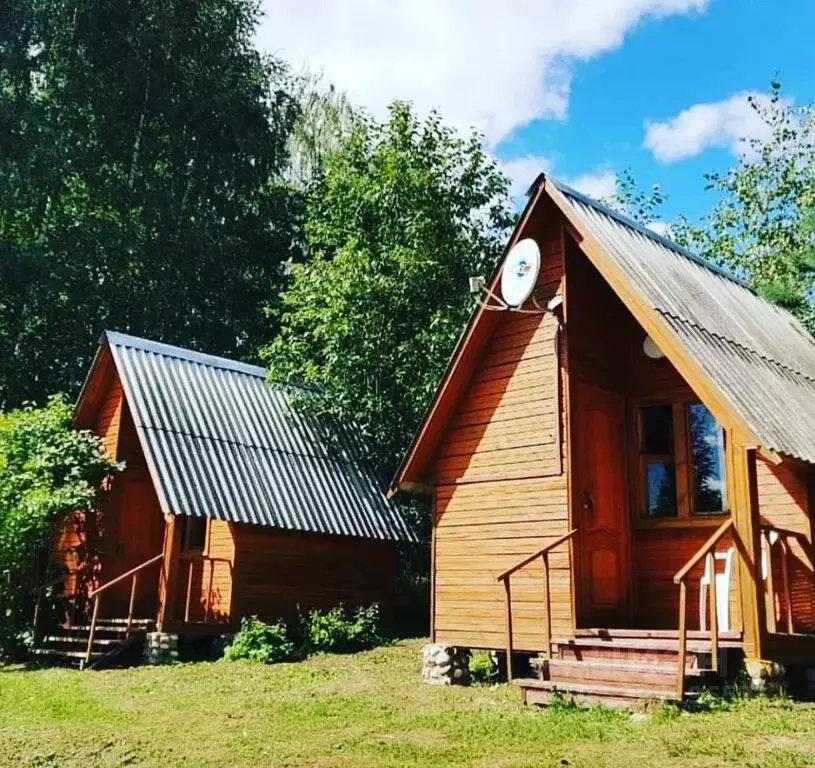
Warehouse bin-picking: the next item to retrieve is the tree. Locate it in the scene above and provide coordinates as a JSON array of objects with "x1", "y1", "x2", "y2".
[
  {"x1": 0, "y1": 396, "x2": 120, "y2": 656},
  {"x1": 675, "y1": 83, "x2": 815, "y2": 330},
  {"x1": 0, "y1": 0, "x2": 302, "y2": 409},
  {"x1": 603, "y1": 169, "x2": 667, "y2": 228},
  {"x1": 263, "y1": 102, "x2": 514, "y2": 477}
]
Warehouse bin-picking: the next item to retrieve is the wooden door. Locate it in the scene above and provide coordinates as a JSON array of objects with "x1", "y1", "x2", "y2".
[
  {"x1": 104, "y1": 467, "x2": 165, "y2": 618},
  {"x1": 575, "y1": 383, "x2": 630, "y2": 626}
]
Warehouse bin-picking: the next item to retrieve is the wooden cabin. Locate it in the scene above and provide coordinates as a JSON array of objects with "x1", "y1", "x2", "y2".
[
  {"x1": 41, "y1": 332, "x2": 411, "y2": 667},
  {"x1": 392, "y1": 175, "x2": 815, "y2": 705}
]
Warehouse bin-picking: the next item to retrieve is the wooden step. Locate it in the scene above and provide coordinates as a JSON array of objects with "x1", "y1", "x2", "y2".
[
  {"x1": 514, "y1": 678, "x2": 678, "y2": 708},
  {"x1": 40, "y1": 635, "x2": 122, "y2": 647},
  {"x1": 29, "y1": 648, "x2": 105, "y2": 661},
  {"x1": 535, "y1": 658, "x2": 684, "y2": 689},
  {"x1": 574, "y1": 628, "x2": 742, "y2": 643}
]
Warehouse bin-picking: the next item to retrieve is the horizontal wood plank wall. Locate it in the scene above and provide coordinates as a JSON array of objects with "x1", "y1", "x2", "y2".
[
  {"x1": 51, "y1": 374, "x2": 124, "y2": 596},
  {"x1": 174, "y1": 520, "x2": 236, "y2": 624},
  {"x1": 756, "y1": 458, "x2": 815, "y2": 633},
  {"x1": 432, "y1": 199, "x2": 571, "y2": 652},
  {"x1": 229, "y1": 526, "x2": 398, "y2": 627}
]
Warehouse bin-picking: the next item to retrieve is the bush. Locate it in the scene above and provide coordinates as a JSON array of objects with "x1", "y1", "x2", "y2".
[
  {"x1": 0, "y1": 395, "x2": 120, "y2": 658},
  {"x1": 222, "y1": 617, "x2": 295, "y2": 663},
  {"x1": 304, "y1": 603, "x2": 383, "y2": 654},
  {"x1": 470, "y1": 651, "x2": 498, "y2": 684}
]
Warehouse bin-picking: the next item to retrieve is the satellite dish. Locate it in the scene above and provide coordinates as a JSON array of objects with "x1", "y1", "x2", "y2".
[
  {"x1": 643, "y1": 335, "x2": 665, "y2": 360},
  {"x1": 500, "y1": 238, "x2": 540, "y2": 307}
]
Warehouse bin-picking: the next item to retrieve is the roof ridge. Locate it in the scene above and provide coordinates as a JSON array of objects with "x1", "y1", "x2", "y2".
[
  {"x1": 105, "y1": 330, "x2": 267, "y2": 378},
  {"x1": 658, "y1": 310, "x2": 815, "y2": 386},
  {"x1": 546, "y1": 176, "x2": 753, "y2": 291}
]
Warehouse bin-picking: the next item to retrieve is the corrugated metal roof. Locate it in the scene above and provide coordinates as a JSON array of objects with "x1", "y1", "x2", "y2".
[
  {"x1": 104, "y1": 331, "x2": 413, "y2": 541},
  {"x1": 550, "y1": 178, "x2": 815, "y2": 464}
]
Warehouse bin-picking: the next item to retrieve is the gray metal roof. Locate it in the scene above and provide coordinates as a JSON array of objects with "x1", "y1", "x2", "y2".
[
  {"x1": 104, "y1": 331, "x2": 413, "y2": 541},
  {"x1": 551, "y1": 178, "x2": 815, "y2": 464}
]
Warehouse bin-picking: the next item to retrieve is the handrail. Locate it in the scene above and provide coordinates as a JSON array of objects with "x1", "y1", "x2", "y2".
[
  {"x1": 496, "y1": 528, "x2": 577, "y2": 681},
  {"x1": 673, "y1": 518, "x2": 734, "y2": 584},
  {"x1": 672, "y1": 517, "x2": 735, "y2": 701},
  {"x1": 87, "y1": 554, "x2": 163, "y2": 598},
  {"x1": 760, "y1": 524, "x2": 803, "y2": 634},
  {"x1": 497, "y1": 529, "x2": 578, "y2": 582},
  {"x1": 83, "y1": 552, "x2": 164, "y2": 669},
  {"x1": 180, "y1": 555, "x2": 233, "y2": 624}
]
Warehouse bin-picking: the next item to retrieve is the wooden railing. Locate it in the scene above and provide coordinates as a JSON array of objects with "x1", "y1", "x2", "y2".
[
  {"x1": 760, "y1": 523, "x2": 812, "y2": 635},
  {"x1": 496, "y1": 529, "x2": 577, "y2": 681},
  {"x1": 84, "y1": 552, "x2": 164, "y2": 668},
  {"x1": 673, "y1": 518, "x2": 734, "y2": 700},
  {"x1": 179, "y1": 554, "x2": 233, "y2": 624}
]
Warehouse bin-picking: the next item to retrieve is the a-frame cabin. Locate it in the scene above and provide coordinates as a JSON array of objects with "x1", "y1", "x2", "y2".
[
  {"x1": 40, "y1": 332, "x2": 411, "y2": 667},
  {"x1": 392, "y1": 175, "x2": 815, "y2": 705}
]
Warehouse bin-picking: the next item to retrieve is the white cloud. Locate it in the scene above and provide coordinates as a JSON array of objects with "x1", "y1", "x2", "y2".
[
  {"x1": 646, "y1": 220, "x2": 671, "y2": 236},
  {"x1": 564, "y1": 168, "x2": 618, "y2": 200},
  {"x1": 643, "y1": 91, "x2": 782, "y2": 163},
  {"x1": 499, "y1": 154, "x2": 553, "y2": 201},
  {"x1": 258, "y1": 0, "x2": 709, "y2": 145}
]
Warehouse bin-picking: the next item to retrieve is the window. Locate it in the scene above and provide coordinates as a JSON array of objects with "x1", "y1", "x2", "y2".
[
  {"x1": 181, "y1": 516, "x2": 207, "y2": 551},
  {"x1": 640, "y1": 405, "x2": 677, "y2": 518},
  {"x1": 635, "y1": 401, "x2": 727, "y2": 521},
  {"x1": 688, "y1": 403, "x2": 727, "y2": 514}
]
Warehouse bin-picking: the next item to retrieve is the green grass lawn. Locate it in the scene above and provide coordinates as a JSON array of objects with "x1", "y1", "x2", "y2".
[{"x1": 2, "y1": 639, "x2": 815, "y2": 767}]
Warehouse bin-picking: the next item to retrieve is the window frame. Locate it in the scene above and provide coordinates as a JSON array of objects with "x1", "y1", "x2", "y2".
[
  {"x1": 630, "y1": 395, "x2": 729, "y2": 528},
  {"x1": 180, "y1": 515, "x2": 209, "y2": 553}
]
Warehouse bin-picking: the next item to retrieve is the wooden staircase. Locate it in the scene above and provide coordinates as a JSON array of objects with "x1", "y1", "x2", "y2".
[
  {"x1": 30, "y1": 618, "x2": 154, "y2": 670},
  {"x1": 514, "y1": 628, "x2": 744, "y2": 708}
]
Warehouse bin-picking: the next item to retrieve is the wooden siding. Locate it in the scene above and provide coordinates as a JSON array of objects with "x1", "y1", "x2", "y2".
[
  {"x1": 756, "y1": 458, "x2": 815, "y2": 633},
  {"x1": 95, "y1": 375, "x2": 123, "y2": 458},
  {"x1": 229, "y1": 526, "x2": 398, "y2": 626},
  {"x1": 431, "y1": 200, "x2": 572, "y2": 651},
  {"x1": 174, "y1": 521, "x2": 236, "y2": 624}
]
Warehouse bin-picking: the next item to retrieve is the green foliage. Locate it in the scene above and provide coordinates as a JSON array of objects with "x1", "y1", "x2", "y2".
[
  {"x1": 222, "y1": 616, "x2": 296, "y2": 664},
  {"x1": 0, "y1": 0, "x2": 303, "y2": 409},
  {"x1": 603, "y1": 168, "x2": 668, "y2": 227},
  {"x1": 469, "y1": 651, "x2": 497, "y2": 684},
  {"x1": 263, "y1": 102, "x2": 514, "y2": 477},
  {"x1": 0, "y1": 395, "x2": 120, "y2": 655},
  {"x1": 674, "y1": 82, "x2": 815, "y2": 331},
  {"x1": 304, "y1": 603, "x2": 383, "y2": 654}
]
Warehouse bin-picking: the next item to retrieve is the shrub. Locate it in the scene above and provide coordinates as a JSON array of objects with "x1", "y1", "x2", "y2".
[
  {"x1": 470, "y1": 651, "x2": 498, "y2": 684},
  {"x1": 304, "y1": 603, "x2": 383, "y2": 654},
  {"x1": 222, "y1": 617, "x2": 295, "y2": 663},
  {"x1": 0, "y1": 395, "x2": 120, "y2": 658}
]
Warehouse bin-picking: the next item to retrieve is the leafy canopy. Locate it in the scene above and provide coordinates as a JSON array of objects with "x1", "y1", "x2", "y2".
[
  {"x1": 263, "y1": 102, "x2": 514, "y2": 476},
  {"x1": 0, "y1": 396, "x2": 120, "y2": 655},
  {"x1": 675, "y1": 83, "x2": 815, "y2": 328},
  {"x1": 0, "y1": 0, "x2": 302, "y2": 409}
]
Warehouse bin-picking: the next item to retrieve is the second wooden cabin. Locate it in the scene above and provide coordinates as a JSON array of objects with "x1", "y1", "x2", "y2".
[
  {"x1": 392, "y1": 174, "x2": 815, "y2": 705},
  {"x1": 40, "y1": 332, "x2": 412, "y2": 667}
]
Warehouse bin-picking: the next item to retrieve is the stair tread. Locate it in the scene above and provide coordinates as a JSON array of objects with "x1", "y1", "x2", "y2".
[
  {"x1": 29, "y1": 648, "x2": 105, "y2": 659},
  {"x1": 574, "y1": 628, "x2": 741, "y2": 641},
  {"x1": 41, "y1": 636, "x2": 122, "y2": 646},
  {"x1": 553, "y1": 636, "x2": 741, "y2": 651},
  {"x1": 544, "y1": 658, "x2": 685, "y2": 674},
  {"x1": 513, "y1": 677, "x2": 677, "y2": 700}
]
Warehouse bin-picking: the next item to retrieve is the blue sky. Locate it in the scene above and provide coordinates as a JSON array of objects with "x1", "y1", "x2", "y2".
[{"x1": 259, "y1": 0, "x2": 815, "y2": 227}]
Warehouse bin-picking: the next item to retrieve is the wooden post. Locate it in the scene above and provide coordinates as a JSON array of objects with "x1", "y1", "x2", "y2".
[
  {"x1": 541, "y1": 553, "x2": 551, "y2": 659},
  {"x1": 126, "y1": 572, "x2": 139, "y2": 638},
  {"x1": 780, "y1": 536, "x2": 794, "y2": 633},
  {"x1": 763, "y1": 532, "x2": 777, "y2": 634},
  {"x1": 707, "y1": 553, "x2": 719, "y2": 673},
  {"x1": 184, "y1": 560, "x2": 194, "y2": 624},
  {"x1": 206, "y1": 559, "x2": 215, "y2": 623},
  {"x1": 84, "y1": 594, "x2": 101, "y2": 670},
  {"x1": 156, "y1": 515, "x2": 181, "y2": 631},
  {"x1": 731, "y1": 443, "x2": 765, "y2": 660},
  {"x1": 503, "y1": 577, "x2": 514, "y2": 682},
  {"x1": 676, "y1": 579, "x2": 687, "y2": 700}
]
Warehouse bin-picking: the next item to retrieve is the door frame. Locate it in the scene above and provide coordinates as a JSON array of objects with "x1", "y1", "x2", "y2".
[{"x1": 571, "y1": 381, "x2": 633, "y2": 628}]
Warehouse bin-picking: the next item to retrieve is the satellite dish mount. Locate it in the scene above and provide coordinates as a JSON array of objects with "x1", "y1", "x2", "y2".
[{"x1": 476, "y1": 238, "x2": 548, "y2": 314}]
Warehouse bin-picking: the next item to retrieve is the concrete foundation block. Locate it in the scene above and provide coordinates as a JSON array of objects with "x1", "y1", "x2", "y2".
[{"x1": 143, "y1": 632, "x2": 179, "y2": 665}]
